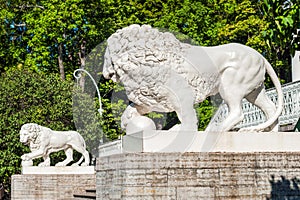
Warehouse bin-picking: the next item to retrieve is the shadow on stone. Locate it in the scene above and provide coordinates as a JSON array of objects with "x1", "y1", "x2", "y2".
[{"x1": 268, "y1": 175, "x2": 300, "y2": 200}]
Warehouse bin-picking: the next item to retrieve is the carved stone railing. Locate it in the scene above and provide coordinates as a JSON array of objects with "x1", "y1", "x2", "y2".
[{"x1": 209, "y1": 81, "x2": 300, "y2": 129}]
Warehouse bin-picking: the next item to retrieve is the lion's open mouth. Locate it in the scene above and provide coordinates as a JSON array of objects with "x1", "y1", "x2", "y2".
[
  {"x1": 108, "y1": 73, "x2": 115, "y2": 79},
  {"x1": 109, "y1": 73, "x2": 119, "y2": 82}
]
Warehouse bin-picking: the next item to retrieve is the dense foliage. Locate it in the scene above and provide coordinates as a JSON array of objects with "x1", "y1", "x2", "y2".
[
  {"x1": 261, "y1": 0, "x2": 300, "y2": 82},
  {"x1": 0, "y1": 0, "x2": 299, "y2": 197},
  {"x1": 0, "y1": 69, "x2": 74, "y2": 195}
]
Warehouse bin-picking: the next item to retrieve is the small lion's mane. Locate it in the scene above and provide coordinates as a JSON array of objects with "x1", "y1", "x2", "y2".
[{"x1": 22, "y1": 123, "x2": 42, "y2": 149}]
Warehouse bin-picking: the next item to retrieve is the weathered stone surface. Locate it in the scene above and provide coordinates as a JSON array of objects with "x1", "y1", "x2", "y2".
[
  {"x1": 11, "y1": 174, "x2": 95, "y2": 200},
  {"x1": 96, "y1": 152, "x2": 300, "y2": 199}
]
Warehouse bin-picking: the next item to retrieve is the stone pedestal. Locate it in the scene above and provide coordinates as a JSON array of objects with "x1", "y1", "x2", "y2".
[
  {"x1": 12, "y1": 131, "x2": 300, "y2": 199},
  {"x1": 96, "y1": 131, "x2": 300, "y2": 199},
  {"x1": 11, "y1": 167, "x2": 95, "y2": 200},
  {"x1": 96, "y1": 152, "x2": 300, "y2": 199}
]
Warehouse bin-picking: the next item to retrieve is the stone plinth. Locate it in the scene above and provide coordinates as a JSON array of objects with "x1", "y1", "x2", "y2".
[
  {"x1": 96, "y1": 152, "x2": 300, "y2": 199},
  {"x1": 98, "y1": 131, "x2": 300, "y2": 157},
  {"x1": 98, "y1": 140, "x2": 123, "y2": 157},
  {"x1": 22, "y1": 166, "x2": 95, "y2": 174},
  {"x1": 11, "y1": 168, "x2": 95, "y2": 200},
  {"x1": 123, "y1": 131, "x2": 300, "y2": 152}
]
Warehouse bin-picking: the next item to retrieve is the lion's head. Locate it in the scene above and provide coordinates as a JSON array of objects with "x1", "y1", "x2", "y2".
[
  {"x1": 103, "y1": 24, "x2": 192, "y2": 109},
  {"x1": 20, "y1": 123, "x2": 41, "y2": 144},
  {"x1": 103, "y1": 24, "x2": 189, "y2": 82}
]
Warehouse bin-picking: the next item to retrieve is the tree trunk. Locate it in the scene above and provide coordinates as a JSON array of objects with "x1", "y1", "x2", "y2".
[
  {"x1": 78, "y1": 41, "x2": 86, "y2": 90},
  {"x1": 58, "y1": 43, "x2": 65, "y2": 80}
]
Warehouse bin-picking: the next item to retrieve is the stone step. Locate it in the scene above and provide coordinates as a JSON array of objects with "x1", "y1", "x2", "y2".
[
  {"x1": 73, "y1": 188, "x2": 96, "y2": 200},
  {"x1": 86, "y1": 189, "x2": 96, "y2": 193}
]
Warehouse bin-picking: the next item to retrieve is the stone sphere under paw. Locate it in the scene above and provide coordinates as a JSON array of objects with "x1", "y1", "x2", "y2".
[{"x1": 126, "y1": 116, "x2": 156, "y2": 134}]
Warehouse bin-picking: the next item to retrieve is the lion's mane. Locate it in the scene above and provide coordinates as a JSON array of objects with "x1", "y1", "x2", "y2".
[
  {"x1": 20, "y1": 123, "x2": 44, "y2": 151},
  {"x1": 105, "y1": 24, "x2": 218, "y2": 108}
]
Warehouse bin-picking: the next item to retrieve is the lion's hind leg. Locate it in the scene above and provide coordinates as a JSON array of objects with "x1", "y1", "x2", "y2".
[
  {"x1": 216, "y1": 70, "x2": 246, "y2": 132},
  {"x1": 241, "y1": 85, "x2": 278, "y2": 131},
  {"x1": 70, "y1": 144, "x2": 90, "y2": 166},
  {"x1": 217, "y1": 97, "x2": 244, "y2": 132},
  {"x1": 55, "y1": 148, "x2": 73, "y2": 166}
]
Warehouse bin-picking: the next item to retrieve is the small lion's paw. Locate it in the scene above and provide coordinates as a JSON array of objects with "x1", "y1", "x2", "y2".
[
  {"x1": 38, "y1": 162, "x2": 50, "y2": 167},
  {"x1": 80, "y1": 163, "x2": 88, "y2": 167},
  {"x1": 71, "y1": 163, "x2": 79, "y2": 167},
  {"x1": 21, "y1": 154, "x2": 30, "y2": 161}
]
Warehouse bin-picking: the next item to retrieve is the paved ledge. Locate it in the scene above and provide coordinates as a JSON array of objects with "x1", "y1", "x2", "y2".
[{"x1": 22, "y1": 166, "x2": 95, "y2": 174}]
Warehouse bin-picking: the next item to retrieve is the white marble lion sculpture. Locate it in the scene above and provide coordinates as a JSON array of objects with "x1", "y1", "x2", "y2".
[
  {"x1": 103, "y1": 24, "x2": 283, "y2": 132},
  {"x1": 20, "y1": 123, "x2": 89, "y2": 166}
]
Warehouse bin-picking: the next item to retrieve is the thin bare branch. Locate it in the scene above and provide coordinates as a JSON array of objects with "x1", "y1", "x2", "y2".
[{"x1": 14, "y1": 23, "x2": 26, "y2": 27}]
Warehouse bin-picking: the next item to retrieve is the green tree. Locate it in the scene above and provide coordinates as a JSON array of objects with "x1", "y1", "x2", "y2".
[
  {"x1": 0, "y1": 68, "x2": 74, "y2": 196},
  {"x1": 21, "y1": 0, "x2": 101, "y2": 79},
  {"x1": 214, "y1": 1, "x2": 268, "y2": 50},
  {"x1": 0, "y1": 0, "x2": 30, "y2": 72},
  {"x1": 154, "y1": 0, "x2": 217, "y2": 45},
  {"x1": 0, "y1": 0, "x2": 115, "y2": 79},
  {"x1": 261, "y1": 0, "x2": 300, "y2": 82}
]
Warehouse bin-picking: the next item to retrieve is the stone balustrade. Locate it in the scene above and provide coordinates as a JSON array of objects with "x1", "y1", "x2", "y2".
[{"x1": 210, "y1": 81, "x2": 300, "y2": 130}]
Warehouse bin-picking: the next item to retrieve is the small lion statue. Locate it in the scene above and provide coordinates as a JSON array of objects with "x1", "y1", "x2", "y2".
[
  {"x1": 103, "y1": 24, "x2": 283, "y2": 132},
  {"x1": 20, "y1": 123, "x2": 90, "y2": 167}
]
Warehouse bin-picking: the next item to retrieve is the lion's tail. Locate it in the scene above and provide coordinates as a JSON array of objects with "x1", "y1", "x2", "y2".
[{"x1": 252, "y1": 59, "x2": 284, "y2": 131}]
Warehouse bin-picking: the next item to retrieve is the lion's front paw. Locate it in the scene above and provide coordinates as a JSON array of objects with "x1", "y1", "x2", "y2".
[
  {"x1": 21, "y1": 154, "x2": 31, "y2": 161},
  {"x1": 21, "y1": 159, "x2": 33, "y2": 167},
  {"x1": 238, "y1": 127, "x2": 261, "y2": 132},
  {"x1": 169, "y1": 124, "x2": 197, "y2": 132},
  {"x1": 169, "y1": 124, "x2": 180, "y2": 131}
]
